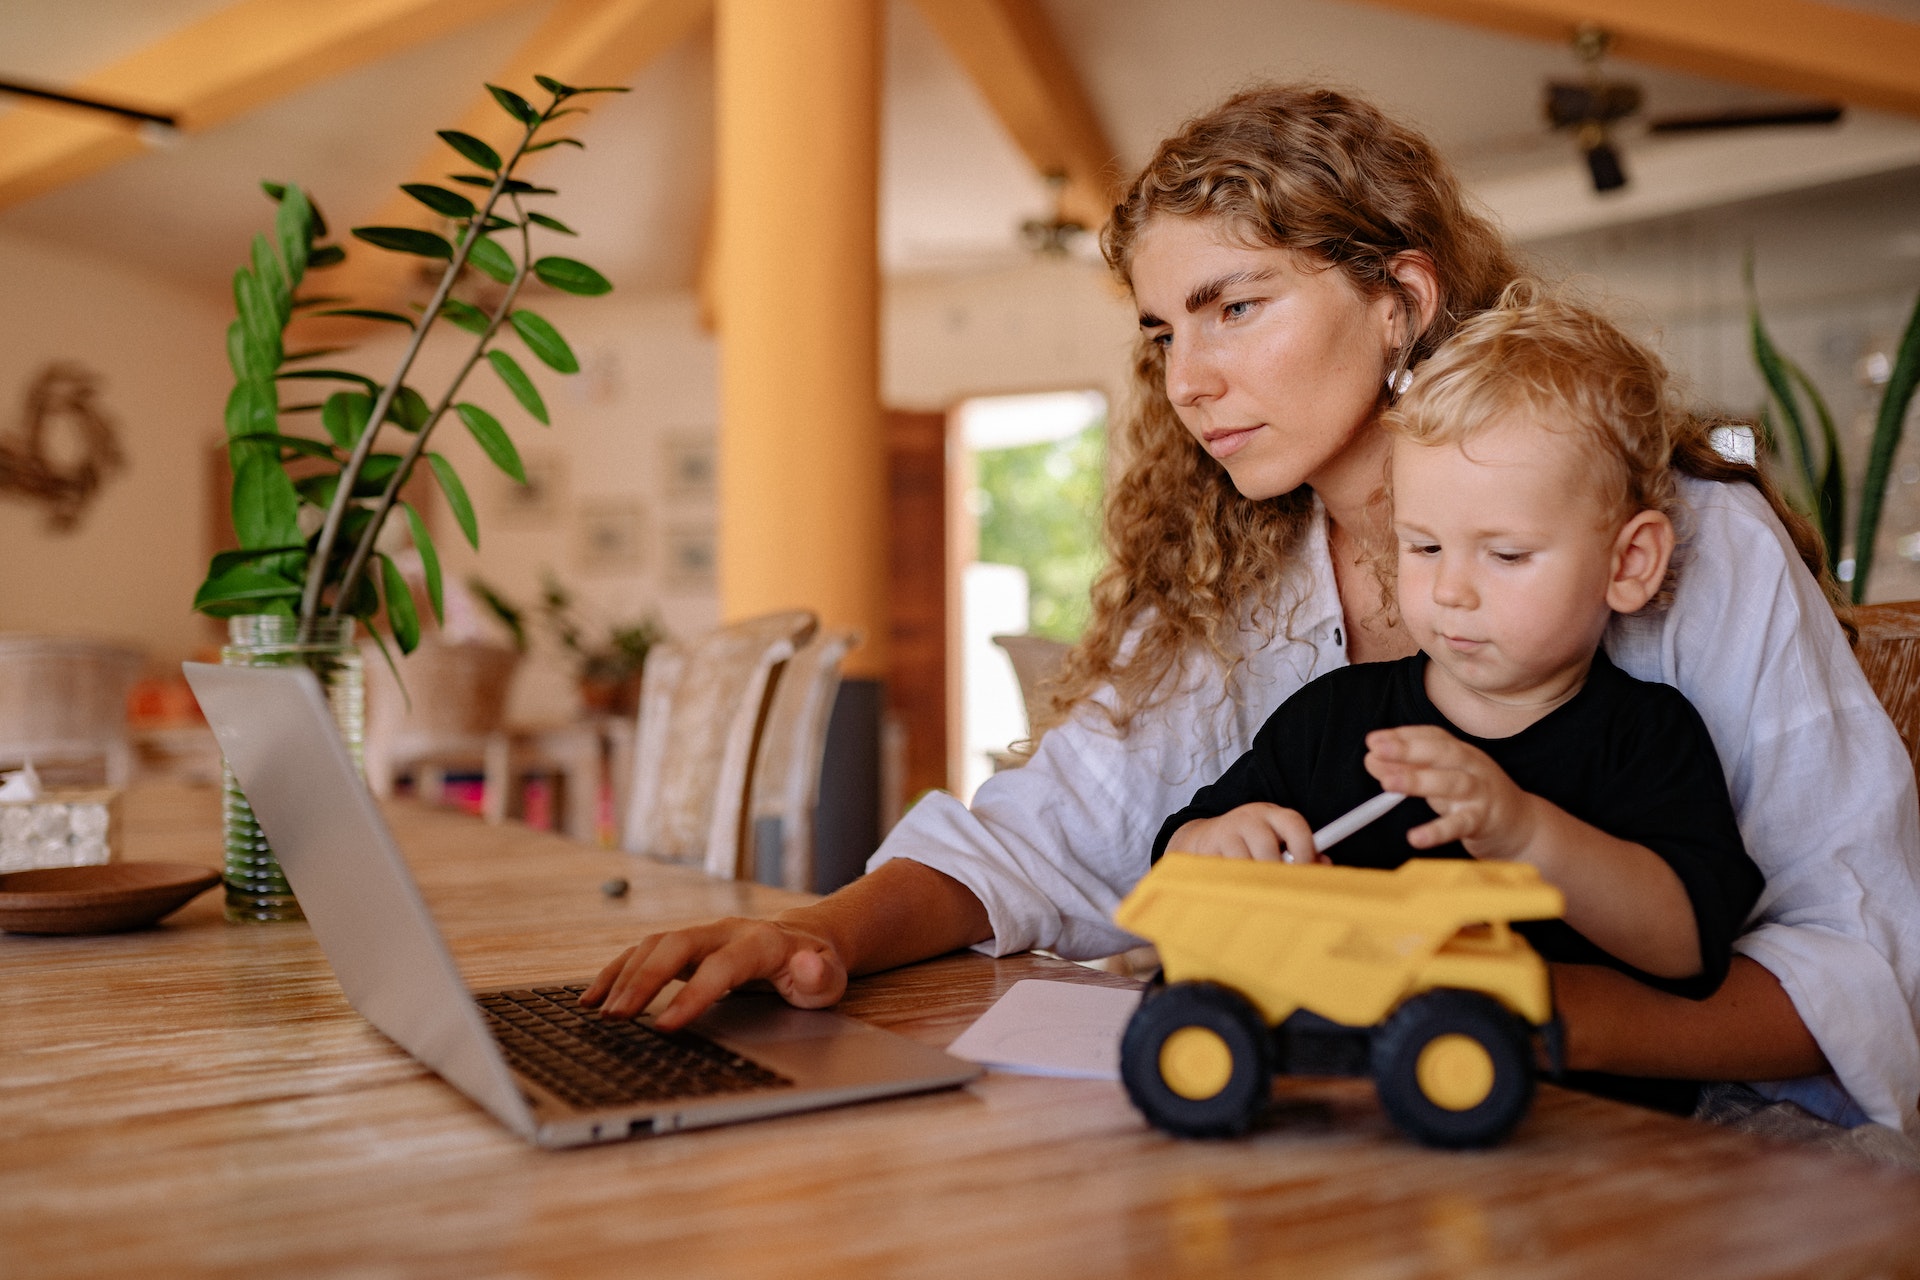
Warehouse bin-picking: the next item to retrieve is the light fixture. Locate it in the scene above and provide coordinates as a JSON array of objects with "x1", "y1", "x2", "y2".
[{"x1": 1019, "y1": 171, "x2": 1086, "y2": 258}]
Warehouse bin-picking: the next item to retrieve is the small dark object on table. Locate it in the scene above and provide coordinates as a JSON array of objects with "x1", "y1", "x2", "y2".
[{"x1": 600, "y1": 877, "x2": 629, "y2": 899}]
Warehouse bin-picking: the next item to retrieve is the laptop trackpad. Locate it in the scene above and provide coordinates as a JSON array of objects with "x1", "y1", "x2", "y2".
[{"x1": 693, "y1": 996, "x2": 851, "y2": 1043}]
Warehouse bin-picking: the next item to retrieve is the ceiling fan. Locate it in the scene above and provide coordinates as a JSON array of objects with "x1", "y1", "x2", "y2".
[
  {"x1": 1546, "y1": 26, "x2": 1843, "y2": 193},
  {"x1": 0, "y1": 76, "x2": 177, "y2": 131}
]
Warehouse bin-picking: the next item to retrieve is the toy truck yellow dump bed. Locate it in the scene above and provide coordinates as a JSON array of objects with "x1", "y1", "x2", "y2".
[{"x1": 1114, "y1": 855, "x2": 1565, "y2": 1029}]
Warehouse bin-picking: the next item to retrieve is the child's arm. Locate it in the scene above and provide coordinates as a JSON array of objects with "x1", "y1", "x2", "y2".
[
  {"x1": 1363, "y1": 724, "x2": 1702, "y2": 980},
  {"x1": 1165, "y1": 804, "x2": 1323, "y2": 863}
]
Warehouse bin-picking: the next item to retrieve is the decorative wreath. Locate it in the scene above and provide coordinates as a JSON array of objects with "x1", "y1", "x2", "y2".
[{"x1": 0, "y1": 362, "x2": 125, "y2": 531}]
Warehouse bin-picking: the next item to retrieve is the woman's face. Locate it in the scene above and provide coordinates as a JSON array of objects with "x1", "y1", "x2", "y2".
[{"x1": 1130, "y1": 216, "x2": 1404, "y2": 503}]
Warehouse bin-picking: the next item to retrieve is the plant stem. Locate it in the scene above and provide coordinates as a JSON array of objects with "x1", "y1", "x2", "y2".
[
  {"x1": 329, "y1": 202, "x2": 534, "y2": 618},
  {"x1": 296, "y1": 108, "x2": 546, "y2": 633}
]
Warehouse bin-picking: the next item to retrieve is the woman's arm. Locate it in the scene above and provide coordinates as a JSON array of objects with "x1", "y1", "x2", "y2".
[
  {"x1": 583, "y1": 858, "x2": 990, "y2": 1030},
  {"x1": 1555, "y1": 956, "x2": 1827, "y2": 1079}
]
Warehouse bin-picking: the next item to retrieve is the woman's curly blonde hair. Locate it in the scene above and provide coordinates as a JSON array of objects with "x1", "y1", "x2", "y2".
[{"x1": 1030, "y1": 85, "x2": 1521, "y2": 739}]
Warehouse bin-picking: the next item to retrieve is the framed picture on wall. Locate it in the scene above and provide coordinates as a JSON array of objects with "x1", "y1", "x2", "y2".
[
  {"x1": 662, "y1": 432, "x2": 717, "y2": 501},
  {"x1": 574, "y1": 500, "x2": 647, "y2": 573},
  {"x1": 662, "y1": 523, "x2": 717, "y2": 591}
]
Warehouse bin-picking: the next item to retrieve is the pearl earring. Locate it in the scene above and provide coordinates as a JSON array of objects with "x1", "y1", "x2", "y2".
[{"x1": 1386, "y1": 367, "x2": 1412, "y2": 396}]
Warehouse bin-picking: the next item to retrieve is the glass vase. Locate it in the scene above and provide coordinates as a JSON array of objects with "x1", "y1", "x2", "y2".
[{"x1": 220, "y1": 614, "x2": 364, "y2": 922}]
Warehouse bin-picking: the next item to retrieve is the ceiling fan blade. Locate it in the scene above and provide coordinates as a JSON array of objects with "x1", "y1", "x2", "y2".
[
  {"x1": 1545, "y1": 80, "x2": 1643, "y2": 129},
  {"x1": 1646, "y1": 103, "x2": 1844, "y2": 134},
  {"x1": 0, "y1": 77, "x2": 176, "y2": 128}
]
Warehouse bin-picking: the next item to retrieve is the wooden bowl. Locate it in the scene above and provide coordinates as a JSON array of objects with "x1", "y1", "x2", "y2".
[{"x1": 0, "y1": 863, "x2": 222, "y2": 935}]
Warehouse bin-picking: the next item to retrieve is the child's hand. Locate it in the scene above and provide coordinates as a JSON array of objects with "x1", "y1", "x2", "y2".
[
  {"x1": 1165, "y1": 804, "x2": 1324, "y2": 864},
  {"x1": 1363, "y1": 725, "x2": 1540, "y2": 860}
]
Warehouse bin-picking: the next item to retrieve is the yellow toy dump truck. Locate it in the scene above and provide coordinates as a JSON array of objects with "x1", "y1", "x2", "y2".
[{"x1": 1114, "y1": 855, "x2": 1566, "y2": 1148}]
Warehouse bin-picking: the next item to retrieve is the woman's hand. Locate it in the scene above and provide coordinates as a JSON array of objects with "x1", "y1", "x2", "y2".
[
  {"x1": 580, "y1": 858, "x2": 993, "y2": 1032},
  {"x1": 1166, "y1": 803, "x2": 1323, "y2": 863},
  {"x1": 580, "y1": 916, "x2": 848, "y2": 1031},
  {"x1": 1363, "y1": 725, "x2": 1538, "y2": 858}
]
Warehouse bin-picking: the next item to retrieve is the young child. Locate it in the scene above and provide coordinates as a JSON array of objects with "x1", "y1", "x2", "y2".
[{"x1": 1154, "y1": 287, "x2": 1764, "y2": 1109}]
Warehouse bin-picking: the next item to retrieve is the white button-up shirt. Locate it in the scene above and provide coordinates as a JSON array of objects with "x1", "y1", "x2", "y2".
[{"x1": 871, "y1": 477, "x2": 1920, "y2": 1137}]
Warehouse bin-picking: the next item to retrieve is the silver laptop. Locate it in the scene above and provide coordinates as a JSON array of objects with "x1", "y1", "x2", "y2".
[{"x1": 184, "y1": 661, "x2": 979, "y2": 1149}]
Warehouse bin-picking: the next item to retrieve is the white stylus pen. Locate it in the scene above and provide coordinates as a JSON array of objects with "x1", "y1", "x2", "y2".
[{"x1": 1292, "y1": 790, "x2": 1407, "y2": 862}]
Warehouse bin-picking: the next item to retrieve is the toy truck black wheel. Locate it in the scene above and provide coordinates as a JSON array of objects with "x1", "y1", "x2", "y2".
[
  {"x1": 1370, "y1": 989, "x2": 1534, "y2": 1149},
  {"x1": 1120, "y1": 981, "x2": 1272, "y2": 1138}
]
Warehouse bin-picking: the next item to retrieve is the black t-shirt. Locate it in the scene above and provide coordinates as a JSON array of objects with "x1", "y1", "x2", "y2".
[{"x1": 1153, "y1": 651, "x2": 1765, "y2": 1113}]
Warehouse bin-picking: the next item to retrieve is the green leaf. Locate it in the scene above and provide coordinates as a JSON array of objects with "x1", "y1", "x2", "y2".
[
  {"x1": 251, "y1": 233, "x2": 289, "y2": 326},
  {"x1": 569, "y1": 85, "x2": 630, "y2": 96},
  {"x1": 1787, "y1": 361, "x2": 1845, "y2": 563},
  {"x1": 534, "y1": 74, "x2": 576, "y2": 98},
  {"x1": 352, "y1": 226, "x2": 454, "y2": 259},
  {"x1": 427, "y1": 452, "x2": 478, "y2": 549},
  {"x1": 510, "y1": 309, "x2": 578, "y2": 373},
  {"x1": 319, "y1": 391, "x2": 373, "y2": 451},
  {"x1": 486, "y1": 350, "x2": 548, "y2": 424},
  {"x1": 487, "y1": 83, "x2": 537, "y2": 124},
  {"x1": 1854, "y1": 288, "x2": 1920, "y2": 602},
  {"x1": 524, "y1": 137, "x2": 583, "y2": 154},
  {"x1": 231, "y1": 448, "x2": 302, "y2": 549},
  {"x1": 496, "y1": 178, "x2": 556, "y2": 196},
  {"x1": 279, "y1": 368, "x2": 381, "y2": 392},
  {"x1": 481, "y1": 215, "x2": 517, "y2": 233},
  {"x1": 306, "y1": 244, "x2": 346, "y2": 269},
  {"x1": 401, "y1": 182, "x2": 477, "y2": 219},
  {"x1": 226, "y1": 319, "x2": 272, "y2": 384},
  {"x1": 354, "y1": 453, "x2": 405, "y2": 496},
  {"x1": 463, "y1": 233, "x2": 517, "y2": 284},
  {"x1": 439, "y1": 298, "x2": 491, "y2": 335},
  {"x1": 386, "y1": 385, "x2": 432, "y2": 432},
  {"x1": 456, "y1": 402, "x2": 526, "y2": 482},
  {"x1": 378, "y1": 553, "x2": 421, "y2": 655},
  {"x1": 316, "y1": 307, "x2": 416, "y2": 329},
  {"x1": 448, "y1": 174, "x2": 502, "y2": 190},
  {"x1": 282, "y1": 345, "x2": 352, "y2": 364},
  {"x1": 534, "y1": 256, "x2": 612, "y2": 296},
  {"x1": 401, "y1": 502, "x2": 444, "y2": 624},
  {"x1": 296, "y1": 472, "x2": 340, "y2": 509},
  {"x1": 232, "y1": 268, "x2": 281, "y2": 375},
  {"x1": 439, "y1": 129, "x2": 501, "y2": 172},
  {"x1": 526, "y1": 212, "x2": 576, "y2": 236},
  {"x1": 274, "y1": 184, "x2": 312, "y2": 288},
  {"x1": 193, "y1": 562, "x2": 303, "y2": 617},
  {"x1": 229, "y1": 430, "x2": 336, "y2": 461},
  {"x1": 1744, "y1": 260, "x2": 1817, "y2": 507},
  {"x1": 225, "y1": 378, "x2": 278, "y2": 441}
]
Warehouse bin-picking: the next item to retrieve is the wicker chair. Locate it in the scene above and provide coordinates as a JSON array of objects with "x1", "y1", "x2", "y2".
[
  {"x1": 748, "y1": 629, "x2": 859, "y2": 890},
  {"x1": 363, "y1": 639, "x2": 522, "y2": 822},
  {"x1": 621, "y1": 610, "x2": 818, "y2": 877}
]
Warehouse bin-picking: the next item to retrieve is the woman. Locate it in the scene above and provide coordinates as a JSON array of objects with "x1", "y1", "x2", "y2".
[{"x1": 587, "y1": 87, "x2": 1920, "y2": 1136}]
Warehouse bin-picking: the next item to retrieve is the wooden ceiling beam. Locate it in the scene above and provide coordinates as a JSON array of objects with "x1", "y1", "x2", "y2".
[
  {"x1": 301, "y1": 0, "x2": 712, "y2": 329},
  {"x1": 0, "y1": 0, "x2": 525, "y2": 210},
  {"x1": 1349, "y1": 0, "x2": 1920, "y2": 119},
  {"x1": 909, "y1": 0, "x2": 1121, "y2": 231}
]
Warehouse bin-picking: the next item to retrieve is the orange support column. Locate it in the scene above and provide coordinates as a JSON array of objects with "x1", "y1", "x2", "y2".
[{"x1": 713, "y1": 0, "x2": 887, "y2": 679}]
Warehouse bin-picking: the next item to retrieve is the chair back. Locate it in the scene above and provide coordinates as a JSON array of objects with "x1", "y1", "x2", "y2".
[
  {"x1": 0, "y1": 634, "x2": 143, "y2": 785},
  {"x1": 362, "y1": 639, "x2": 521, "y2": 808},
  {"x1": 623, "y1": 610, "x2": 818, "y2": 876},
  {"x1": 1850, "y1": 600, "x2": 1920, "y2": 778},
  {"x1": 749, "y1": 630, "x2": 858, "y2": 890},
  {"x1": 991, "y1": 633, "x2": 1071, "y2": 733}
]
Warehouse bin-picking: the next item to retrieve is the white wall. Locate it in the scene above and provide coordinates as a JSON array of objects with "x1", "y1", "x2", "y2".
[{"x1": 0, "y1": 229, "x2": 228, "y2": 669}]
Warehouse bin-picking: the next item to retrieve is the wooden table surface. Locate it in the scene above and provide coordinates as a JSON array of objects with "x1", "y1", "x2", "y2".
[{"x1": 5, "y1": 784, "x2": 1920, "y2": 1279}]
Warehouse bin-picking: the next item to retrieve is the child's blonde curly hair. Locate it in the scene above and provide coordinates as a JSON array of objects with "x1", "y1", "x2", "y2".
[{"x1": 1381, "y1": 281, "x2": 1832, "y2": 614}]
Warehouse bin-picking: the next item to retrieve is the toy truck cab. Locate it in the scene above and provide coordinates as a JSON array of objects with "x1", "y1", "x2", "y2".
[{"x1": 1114, "y1": 855, "x2": 1566, "y2": 1148}]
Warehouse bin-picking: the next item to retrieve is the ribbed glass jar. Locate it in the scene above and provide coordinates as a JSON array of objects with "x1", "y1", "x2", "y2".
[{"x1": 219, "y1": 614, "x2": 364, "y2": 922}]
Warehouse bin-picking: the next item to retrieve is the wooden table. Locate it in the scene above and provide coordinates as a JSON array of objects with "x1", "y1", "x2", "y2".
[{"x1": 6, "y1": 785, "x2": 1920, "y2": 1279}]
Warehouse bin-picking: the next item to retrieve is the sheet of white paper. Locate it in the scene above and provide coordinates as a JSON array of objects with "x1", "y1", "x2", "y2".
[{"x1": 946, "y1": 979, "x2": 1141, "y2": 1080}]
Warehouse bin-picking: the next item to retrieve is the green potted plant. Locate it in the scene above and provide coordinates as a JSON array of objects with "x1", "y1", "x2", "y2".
[
  {"x1": 1746, "y1": 255, "x2": 1920, "y2": 603},
  {"x1": 469, "y1": 573, "x2": 664, "y2": 717},
  {"x1": 196, "y1": 75, "x2": 623, "y2": 921}
]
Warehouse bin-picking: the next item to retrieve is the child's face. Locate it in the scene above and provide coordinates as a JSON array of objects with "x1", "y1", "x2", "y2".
[{"x1": 1391, "y1": 416, "x2": 1623, "y2": 711}]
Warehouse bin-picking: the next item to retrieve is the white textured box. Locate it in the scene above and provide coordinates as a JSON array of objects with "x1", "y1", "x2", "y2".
[{"x1": 0, "y1": 789, "x2": 121, "y2": 873}]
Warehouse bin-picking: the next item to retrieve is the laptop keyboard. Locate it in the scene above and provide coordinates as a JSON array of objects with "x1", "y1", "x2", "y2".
[{"x1": 474, "y1": 985, "x2": 793, "y2": 1110}]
